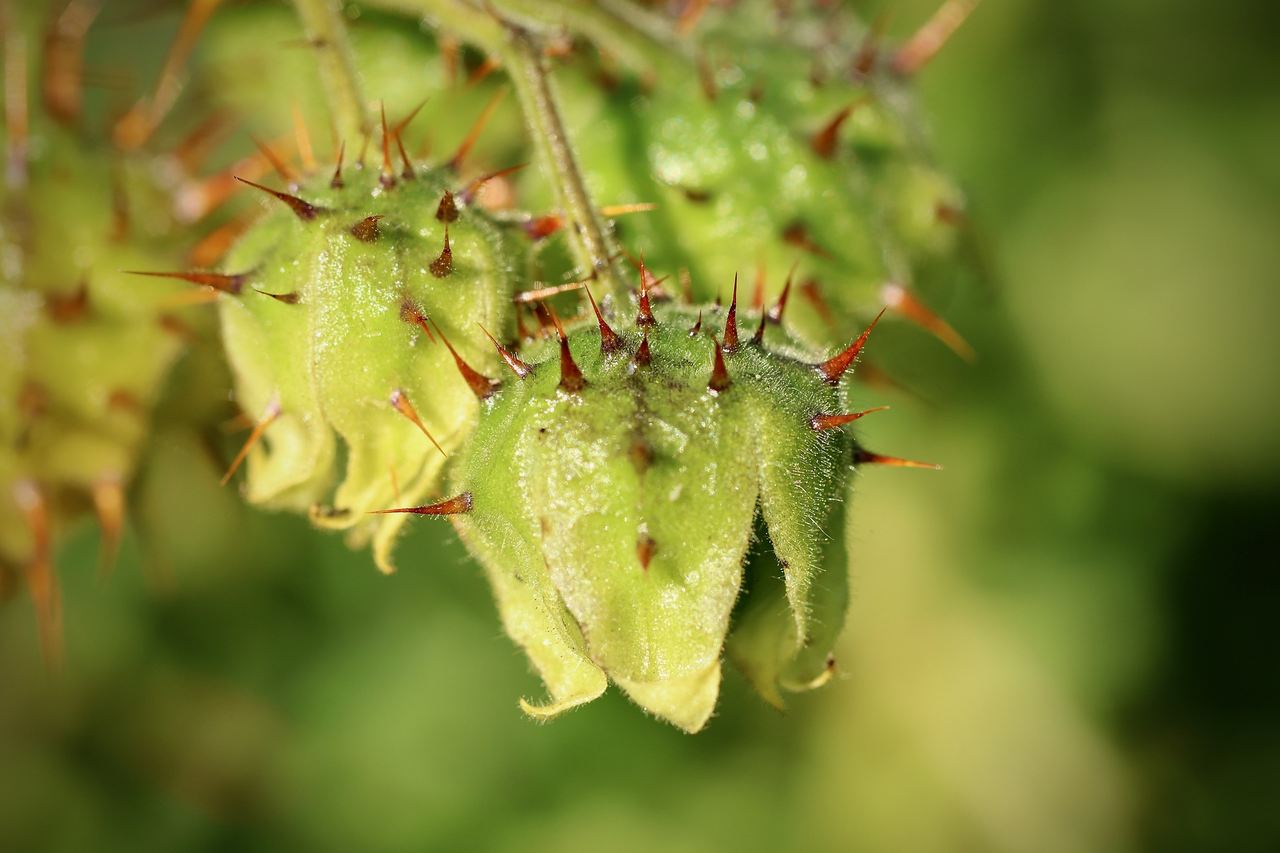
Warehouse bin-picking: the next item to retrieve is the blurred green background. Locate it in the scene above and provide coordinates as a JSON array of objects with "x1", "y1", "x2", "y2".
[{"x1": 3, "y1": 1, "x2": 1278, "y2": 851}]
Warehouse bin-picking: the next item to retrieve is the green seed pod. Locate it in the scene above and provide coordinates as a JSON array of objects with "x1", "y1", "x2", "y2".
[
  {"x1": 214, "y1": 141, "x2": 527, "y2": 571},
  {"x1": 1, "y1": 0, "x2": 207, "y2": 658},
  {"x1": 410, "y1": 280, "x2": 902, "y2": 730},
  {"x1": 502, "y1": 0, "x2": 974, "y2": 353}
]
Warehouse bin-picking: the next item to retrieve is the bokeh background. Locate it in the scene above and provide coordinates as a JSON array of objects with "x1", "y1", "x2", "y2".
[{"x1": 2, "y1": 1, "x2": 1278, "y2": 851}]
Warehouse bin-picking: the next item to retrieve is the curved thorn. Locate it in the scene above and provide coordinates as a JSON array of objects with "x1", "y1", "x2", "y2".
[
  {"x1": 369, "y1": 492, "x2": 473, "y2": 516},
  {"x1": 815, "y1": 308, "x2": 887, "y2": 384},
  {"x1": 390, "y1": 389, "x2": 446, "y2": 456},
  {"x1": 810, "y1": 406, "x2": 891, "y2": 431}
]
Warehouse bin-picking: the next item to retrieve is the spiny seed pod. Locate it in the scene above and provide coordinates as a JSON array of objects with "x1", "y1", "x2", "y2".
[
  {"x1": 211, "y1": 113, "x2": 527, "y2": 571},
  {"x1": 1, "y1": 0, "x2": 211, "y2": 660},
  {"x1": 391, "y1": 278, "x2": 927, "y2": 731},
  {"x1": 509, "y1": 0, "x2": 975, "y2": 356}
]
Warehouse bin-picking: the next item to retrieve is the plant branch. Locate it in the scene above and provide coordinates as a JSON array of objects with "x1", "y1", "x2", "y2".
[{"x1": 291, "y1": 0, "x2": 371, "y2": 147}]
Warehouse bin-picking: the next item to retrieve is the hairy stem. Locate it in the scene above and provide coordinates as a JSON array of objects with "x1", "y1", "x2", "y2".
[
  {"x1": 368, "y1": 0, "x2": 630, "y2": 305},
  {"x1": 291, "y1": 0, "x2": 371, "y2": 146}
]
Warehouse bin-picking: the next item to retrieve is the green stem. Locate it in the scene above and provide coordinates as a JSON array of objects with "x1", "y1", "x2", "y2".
[
  {"x1": 291, "y1": 0, "x2": 371, "y2": 146},
  {"x1": 367, "y1": 0, "x2": 630, "y2": 306}
]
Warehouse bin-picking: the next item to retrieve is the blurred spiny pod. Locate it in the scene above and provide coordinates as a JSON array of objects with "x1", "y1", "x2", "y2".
[{"x1": 0, "y1": 0, "x2": 220, "y2": 660}]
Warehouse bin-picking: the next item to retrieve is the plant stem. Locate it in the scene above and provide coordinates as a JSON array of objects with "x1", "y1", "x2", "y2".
[
  {"x1": 291, "y1": 0, "x2": 371, "y2": 147},
  {"x1": 368, "y1": 0, "x2": 630, "y2": 306}
]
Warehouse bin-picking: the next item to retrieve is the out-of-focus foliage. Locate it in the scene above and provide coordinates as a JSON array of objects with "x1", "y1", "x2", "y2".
[{"x1": 1, "y1": 1, "x2": 1277, "y2": 852}]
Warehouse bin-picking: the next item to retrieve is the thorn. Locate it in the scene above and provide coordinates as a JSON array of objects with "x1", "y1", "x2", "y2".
[
  {"x1": 330, "y1": 141, "x2": 346, "y2": 188},
  {"x1": 14, "y1": 481, "x2": 61, "y2": 667},
  {"x1": 222, "y1": 396, "x2": 282, "y2": 485},
  {"x1": 436, "y1": 190, "x2": 459, "y2": 223},
  {"x1": 689, "y1": 310, "x2": 703, "y2": 337},
  {"x1": 752, "y1": 260, "x2": 767, "y2": 311},
  {"x1": 548, "y1": 307, "x2": 586, "y2": 392},
  {"x1": 369, "y1": 492, "x2": 473, "y2": 516},
  {"x1": 42, "y1": 0, "x2": 100, "y2": 126},
  {"x1": 815, "y1": 308, "x2": 887, "y2": 384},
  {"x1": 630, "y1": 439, "x2": 653, "y2": 475},
  {"x1": 254, "y1": 289, "x2": 299, "y2": 304},
  {"x1": 768, "y1": 263, "x2": 797, "y2": 324},
  {"x1": 513, "y1": 280, "x2": 588, "y2": 304},
  {"x1": 708, "y1": 337, "x2": 732, "y2": 393},
  {"x1": 676, "y1": 0, "x2": 711, "y2": 34},
  {"x1": 399, "y1": 298, "x2": 436, "y2": 343},
  {"x1": 430, "y1": 226, "x2": 453, "y2": 277},
  {"x1": 515, "y1": 306, "x2": 532, "y2": 341},
  {"x1": 394, "y1": 97, "x2": 429, "y2": 136},
  {"x1": 91, "y1": 477, "x2": 124, "y2": 576},
  {"x1": 395, "y1": 131, "x2": 415, "y2": 180},
  {"x1": 292, "y1": 104, "x2": 317, "y2": 171},
  {"x1": 636, "y1": 532, "x2": 656, "y2": 571},
  {"x1": 449, "y1": 87, "x2": 508, "y2": 172},
  {"x1": 189, "y1": 216, "x2": 252, "y2": 267},
  {"x1": 723, "y1": 275, "x2": 740, "y2": 351},
  {"x1": 585, "y1": 287, "x2": 623, "y2": 353},
  {"x1": 379, "y1": 102, "x2": 396, "y2": 188},
  {"x1": 892, "y1": 0, "x2": 978, "y2": 77},
  {"x1": 853, "y1": 10, "x2": 893, "y2": 78},
  {"x1": 800, "y1": 278, "x2": 836, "y2": 327},
  {"x1": 599, "y1": 202, "x2": 658, "y2": 218},
  {"x1": 249, "y1": 134, "x2": 298, "y2": 184},
  {"x1": 172, "y1": 111, "x2": 231, "y2": 173},
  {"x1": 390, "y1": 389, "x2": 446, "y2": 456},
  {"x1": 881, "y1": 282, "x2": 975, "y2": 361},
  {"x1": 696, "y1": 53, "x2": 717, "y2": 101},
  {"x1": 350, "y1": 214, "x2": 383, "y2": 242},
  {"x1": 478, "y1": 324, "x2": 533, "y2": 378},
  {"x1": 127, "y1": 270, "x2": 247, "y2": 295},
  {"x1": 811, "y1": 407, "x2": 891, "y2": 431},
  {"x1": 782, "y1": 222, "x2": 831, "y2": 258},
  {"x1": 636, "y1": 257, "x2": 657, "y2": 327},
  {"x1": 633, "y1": 328, "x2": 652, "y2": 367},
  {"x1": 854, "y1": 450, "x2": 942, "y2": 470},
  {"x1": 679, "y1": 268, "x2": 695, "y2": 304},
  {"x1": 459, "y1": 162, "x2": 528, "y2": 205},
  {"x1": 235, "y1": 176, "x2": 319, "y2": 221},
  {"x1": 751, "y1": 309, "x2": 767, "y2": 346},
  {"x1": 811, "y1": 101, "x2": 865, "y2": 159},
  {"x1": 431, "y1": 319, "x2": 500, "y2": 399},
  {"x1": 466, "y1": 55, "x2": 500, "y2": 87},
  {"x1": 521, "y1": 214, "x2": 562, "y2": 240},
  {"x1": 45, "y1": 281, "x2": 89, "y2": 323}
]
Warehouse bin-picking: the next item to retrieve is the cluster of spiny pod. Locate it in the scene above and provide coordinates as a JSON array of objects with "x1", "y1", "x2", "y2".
[{"x1": 4, "y1": 0, "x2": 977, "y2": 731}]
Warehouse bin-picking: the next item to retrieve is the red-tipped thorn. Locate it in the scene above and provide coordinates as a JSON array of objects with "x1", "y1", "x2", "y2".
[
  {"x1": 815, "y1": 307, "x2": 887, "y2": 384},
  {"x1": 255, "y1": 289, "x2": 300, "y2": 304},
  {"x1": 350, "y1": 214, "x2": 383, "y2": 242},
  {"x1": 431, "y1": 319, "x2": 500, "y2": 399},
  {"x1": 390, "y1": 389, "x2": 446, "y2": 456},
  {"x1": 723, "y1": 274, "x2": 741, "y2": 351},
  {"x1": 330, "y1": 141, "x2": 346, "y2": 188},
  {"x1": 430, "y1": 226, "x2": 453, "y2": 277},
  {"x1": 854, "y1": 450, "x2": 942, "y2": 470},
  {"x1": 633, "y1": 328, "x2": 652, "y2": 367},
  {"x1": 478, "y1": 324, "x2": 533, "y2": 378},
  {"x1": 399, "y1": 298, "x2": 437, "y2": 343},
  {"x1": 881, "y1": 282, "x2": 975, "y2": 361},
  {"x1": 545, "y1": 307, "x2": 586, "y2": 392},
  {"x1": 249, "y1": 134, "x2": 298, "y2": 184},
  {"x1": 636, "y1": 532, "x2": 657, "y2": 571},
  {"x1": 370, "y1": 492, "x2": 473, "y2": 516},
  {"x1": 892, "y1": 0, "x2": 978, "y2": 77},
  {"x1": 235, "y1": 176, "x2": 319, "y2": 220},
  {"x1": 585, "y1": 287, "x2": 623, "y2": 354},
  {"x1": 91, "y1": 478, "x2": 124, "y2": 576},
  {"x1": 436, "y1": 190, "x2": 458, "y2": 222},
  {"x1": 636, "y1": 257, "x2": 657, "y2": 327},
  {"x1": 810, "y1": 406, "x2": 891, "y2": 431},
  {"x1": 767, "y1": 262, "x2": 797, "y2": 324},
  {"x1": 449, "y1": 87, "x2": 507, "y2": 172},
  {"x1": 222, "y1": 395, "x2": 282, "y2": 485},
  {"x1": 751, "y1": 309, "x2": 768, "y2": 346},
  {"x1": 811, "y1": 101, "x2": 865, "y2": 159},
  {"x1": 708, "y1": 337, "x2": 732, "y2": 393},
  {"x1": 127, "y1": 269, "x2": 247, "y2": 295},
  {"x1": 689, "y1": 310, "x2": 703, "y2": 337}
]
